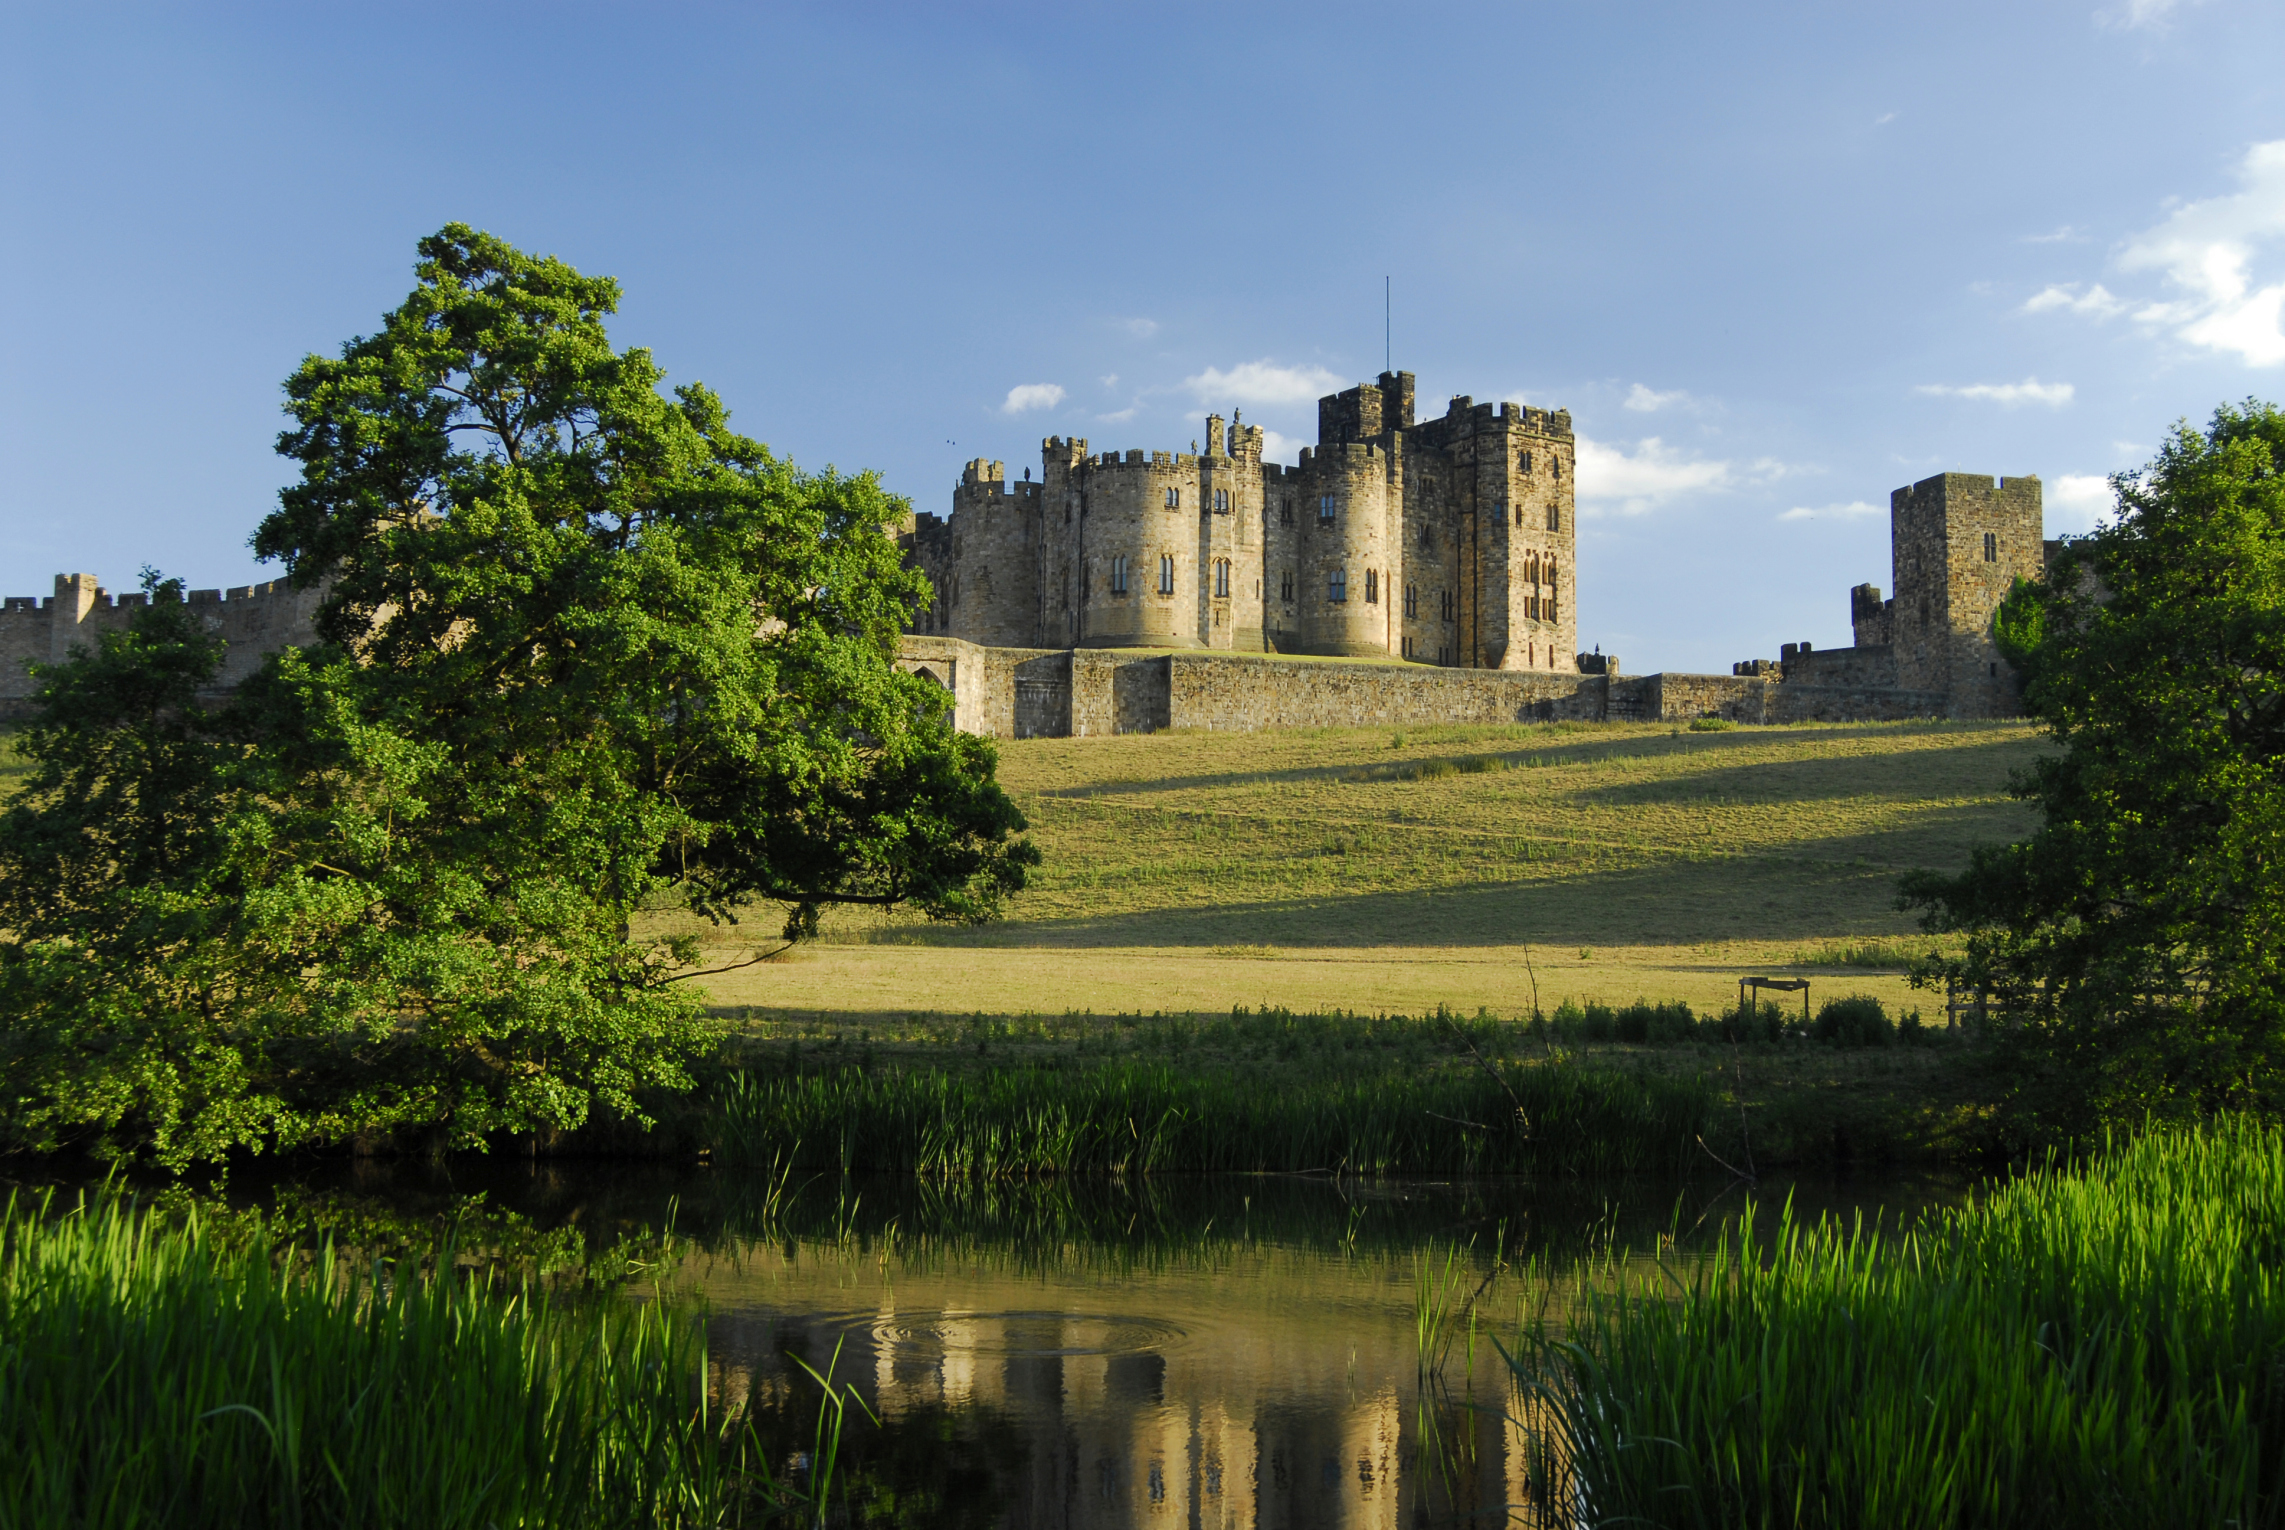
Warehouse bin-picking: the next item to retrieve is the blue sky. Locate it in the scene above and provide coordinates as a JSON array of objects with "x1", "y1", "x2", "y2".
[{"x1": 4, "y1": 0, "x2": 2283, "y2": 672}]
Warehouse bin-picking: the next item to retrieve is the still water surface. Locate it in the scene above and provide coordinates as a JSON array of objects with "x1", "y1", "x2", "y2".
[{"x1": 245, "y1": 1162, "x2": 1977, "y2": 1528}]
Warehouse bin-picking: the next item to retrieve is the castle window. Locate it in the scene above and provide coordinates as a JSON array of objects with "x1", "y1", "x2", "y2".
[
  {"x1": 1515, "y1": 506, "x2": 1524, "y2": 527},
  {"x1": 1404, "y1": 583, "x2": 1417, "y2": 618},
  {"x1": 1552, "y1": 455, "x2": 1562, "y2": 481},
  {"x1": 1158, "y1": 554, "x2": 1175, "y2": 595},
  {"x1": 1440, "y1": 588, "x2": 1454, "y2": 623},
  {"x1": 1521, "y1": 450, "x2": 1534, "y2": 474},
  {"x1": 1318, "y1": 494, "x2": 1335, "y2": 524},
  {"x1": 1330, "y1": 569, "x2": 1348, "y2": 602},
  {"x1": 1983, "y1": 532, "x2": 1997, "y2": 563},
  {"x1": 1214, "y1": 488, "x2": 1230, "y2": 513},
  {"x1": 1547, "y1": 504, "x2": 1560, "y2": 533},
  {"x1": 1280, "y1": 570, "x2": 1294, "y2": 602},
  {"x1": 1402, "y1": 635, "x2": 1414, "y2": 658},
  {"x1": 1111, "y1": 556, "x2": 1129, "y2": 595},
  {"x1": 1214, "y1": 559, "x2": 1230, "y2": 598},
  {"x1": 1082, "y1": 567, "x2": 1092, "y2": 600},
  {"x1": 1419, "y1": 522, "x2": 1433, "y2": 550},
  {"x1": 1365, "y1": 569, "x2": 1378, "y2": 604},
  {"x1": 1166, "y1": 487, "x2": 1180, "y2": 509},
  {"x1": 1280, "y1": 498, "x2": 1293, "y2": 527}
]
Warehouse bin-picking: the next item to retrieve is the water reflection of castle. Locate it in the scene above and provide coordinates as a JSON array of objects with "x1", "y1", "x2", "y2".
[{"x1": 708, "y1": 1291, "x2": 1553, "y2": 1527}]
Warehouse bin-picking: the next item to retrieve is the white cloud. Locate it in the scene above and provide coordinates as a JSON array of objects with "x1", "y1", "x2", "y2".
[
  {"x1": 2118, "y1": 140, "x2": 2285, "y2": 366},
  {"x1": 1001, "y1": 383, "x2": 1066, "y2": 414},
  {"x1": 1874, "y1": 111, "x2": 1898, "y2": 126},
  {"x1": 1182, "y1": 359, "x2": 1347, "y2": 406},
  {"x1": 1259, "y1": 429, "x2": 1307, "y2": 464},
  {"x1": 1099, "y1": 374, "x2": 1119, "y2": 389},
  {"x1": 1915, "y1": 378, "x2": 2075, "y2": 407},
  {"x1": 1574, "y1": 436, "x2": 1735, "y2": 517},
  {"x1": 2048, "y1": 473, "x2": 2118, "y2": 531},
  {"x1": 1120, "y1": 318, "x2": 1159, "y2": 339},
  {"x1": 1095, "y1": 404, "x2": 1139, "y2": 424},
  {"x1": 2024, "y1": 282, "x2": 2125, "y2": 317},
  {"x1": 2097, "y1": 0, "x2": 2204, "y2": 31},
  {"x1": 2023, "y1": 225, "x2": 2084, "y2": 244},
  {"x1": 1777, "y1": 500, "x2": 1882, "y2": 523},
  {"x1": 1622, "y1": 383, "x2": 1689, "y2": 412}
]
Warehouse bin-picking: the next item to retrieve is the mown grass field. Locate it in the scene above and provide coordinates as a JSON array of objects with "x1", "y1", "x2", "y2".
[{"x1": 683, "y1": 717, "x2": 2046, "y2": 1025}]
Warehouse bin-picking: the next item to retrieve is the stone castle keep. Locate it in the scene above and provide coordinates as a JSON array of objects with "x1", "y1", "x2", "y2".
[
  {"x1": 0, "y1": 371, "x2": 2056, "y2": 736},
  {"x1": 902, "y1": 371, "x2": 1579, "y2": 672}
]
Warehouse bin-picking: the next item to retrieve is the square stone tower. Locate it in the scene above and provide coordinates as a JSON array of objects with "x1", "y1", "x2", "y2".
[{"x1": 1890, "y1": 472, "x2": 2044, "y2": 717}]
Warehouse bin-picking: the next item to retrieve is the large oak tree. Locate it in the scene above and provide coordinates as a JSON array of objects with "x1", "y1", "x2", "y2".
[
  {"x1": 1904, "y1": 400, "x2": 2285, "y2": 1134},
  {"x1": 0, "y1": 226, "x2": 1034, "y2": 1167}
]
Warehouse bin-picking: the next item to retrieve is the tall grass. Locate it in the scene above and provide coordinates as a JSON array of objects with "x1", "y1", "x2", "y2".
[
  {"x1": 0, "y1": 1188, "x2": 778, "y2": 1529},
  {"x1": 1519, "y1": 1118, "x2": 2285, "y2": 1527},
  {"x1": 710, "y1": 1054, "x2": 1716, "y2": 1177}
]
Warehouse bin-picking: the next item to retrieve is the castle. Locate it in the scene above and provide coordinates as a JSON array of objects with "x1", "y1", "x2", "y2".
[
  {"x1": 901, "y1": 371, "x2": 1580, "y2": 671},
  {"x1": 0, "y1": 375, "x2": 2056, "y2": 736}
]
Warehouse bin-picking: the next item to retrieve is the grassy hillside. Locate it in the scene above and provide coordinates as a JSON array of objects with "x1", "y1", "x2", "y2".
[{"x1": 683, "y1": 718, "x2": 2047, "y2": 1022}]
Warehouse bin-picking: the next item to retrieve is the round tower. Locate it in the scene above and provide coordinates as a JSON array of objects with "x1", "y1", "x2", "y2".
[{"x1": 1292, "y1": 440, "x2": 1395, "y2": 656}]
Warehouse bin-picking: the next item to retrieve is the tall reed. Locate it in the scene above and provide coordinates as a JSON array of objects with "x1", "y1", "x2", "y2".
[
  {"x1": 0, "y1": 1189, "x2": 774, "y2": 1529},
  {"x1": 710, "y1": 1057, "x2": 1715, "y2": 1178},
  {"x1": 1518, "y1": 1118, "x2": 2285, "y2": 1527}
]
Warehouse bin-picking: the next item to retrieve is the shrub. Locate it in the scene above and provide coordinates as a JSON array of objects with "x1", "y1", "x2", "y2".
[
  {"x1": 1814, "y1": 994, "x2": 1894, "y2": 1047},
  {"x1": 1688, "y1": 716, "x2": 1734, "y2": 732}
]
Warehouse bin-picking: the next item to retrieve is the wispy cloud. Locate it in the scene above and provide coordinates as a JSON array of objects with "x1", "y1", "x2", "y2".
[
  {"x1": 2022, "y1": 225, "x2": 2085, "y2": 244},
  {"x1": 1622, "y1": 383, "x2": 1689, "y2": 413},
  {"x1": 2097, "y1": 0, "x2": 2205, "y2": 31},
  {"x1": 1120, "y1": 318, "x2": 1159, "y2": 339},
  {"x1": 1777, "y1": 500, "x2": 1882, "y2": 523},
  {"x1": 1873, "y1": 111, "x2": 1898, "y2": 126},
  {"x1": 1099, "y1": 374, "x2": 1119, "y2": 389},
  {"x1": 2024, "y1": 283, "x2": 2125, "y2": 317},
  {"x1": 1183, "y1": 359, "x2": 1347, "y2": 406},
  {"x1": 1095, "y1": 404, "x2": 1138, "y2": 424},
  {"x1": 1001, "y1": 383, "x2": 1066, "y2": 414},
  {"x1": 1915, "y1": 378, "x2": 2075, "y2": 407},
  {"x1": 2118, "y1": 140, "x2": 2285, "y2": 366},
  {"x1": 1574, "y1": 436, "x2": 1785, "y2": 517}
]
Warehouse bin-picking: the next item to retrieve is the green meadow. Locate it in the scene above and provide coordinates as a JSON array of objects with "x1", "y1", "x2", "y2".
[{"x1": 687, "y1": 718, "x2": 2043, "y2": 1023}]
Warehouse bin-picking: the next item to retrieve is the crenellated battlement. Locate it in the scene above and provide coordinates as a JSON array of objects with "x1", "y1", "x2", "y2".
[{"x1": 0, "y1": 573, "x2": 327, "y2": 713}]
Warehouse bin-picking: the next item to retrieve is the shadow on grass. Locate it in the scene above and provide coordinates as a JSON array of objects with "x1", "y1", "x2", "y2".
[
  {"x1": 892, "y1": 809, "x2": 2014, "y2": 950},
  {"x1": 1570, "y1": 727, "x2": 2048, "y2": 810},
  {"x1": 1022, "y1": 721, "x2": 2033, "y2": 805}
]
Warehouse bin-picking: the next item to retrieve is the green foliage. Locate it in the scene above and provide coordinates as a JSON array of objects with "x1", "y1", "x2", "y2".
[
  {"x1": 0, "y1": 1187, "x2": 776, "y2": 1527},
  {"x1": 1519, "y1": 1118, "x2": 2285, "y2": 1527},
  {"x1": 708, "y1": 1047, "x2": 1718, "y2": 1177},
  {"x1": 1903, "y1": 401, "x2": 2285, "y2": 1134},
  {"x1": 1685, "y1": 715, "x2": 1733, "y2": 732},
  {"x1": 0, "y1": 227, "x2": 1035, "y2": 1167},
  {"x1": 1813, "y1": 993, "x2": 1893, "y2": 1047}
]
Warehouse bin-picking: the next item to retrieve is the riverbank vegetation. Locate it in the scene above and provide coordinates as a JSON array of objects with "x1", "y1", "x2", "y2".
[
  {"x1": 703, "y1": 998, "x2": 1991, "y2": 1171},
  {"x1": 0, "y1": 1188, "x2": 777, "y2": 1527},
  {"x1": 1521, "y1": 1117, "x2": 2285, "y2": 1527}
]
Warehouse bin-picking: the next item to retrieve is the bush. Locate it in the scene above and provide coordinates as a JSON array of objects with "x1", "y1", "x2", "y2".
[
  {"x1": 1814, "y1": 994, "x2": 1894, "y2": 1047},
  {"x1": 1687, "y1": 716, "x2": 1734, "y2": 732}
]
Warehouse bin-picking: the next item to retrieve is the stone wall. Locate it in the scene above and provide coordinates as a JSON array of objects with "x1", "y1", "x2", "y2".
[{"x1": 0, "y1": 574, "x2": 325, "y2": 717}]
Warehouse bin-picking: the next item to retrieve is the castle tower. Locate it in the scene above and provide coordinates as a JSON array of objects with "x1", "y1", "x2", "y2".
[{"x1": 1889, "y1": 472, "x2": 2044, "y2": 716}]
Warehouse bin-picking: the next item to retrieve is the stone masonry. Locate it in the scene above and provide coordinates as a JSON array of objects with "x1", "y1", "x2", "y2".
[
  {"x1": 1731, "y1": 471, "x2": 2056, "y2": 722},
  {"x1": 902, "y1": 370, "x2": 1580, "y2": 675}
]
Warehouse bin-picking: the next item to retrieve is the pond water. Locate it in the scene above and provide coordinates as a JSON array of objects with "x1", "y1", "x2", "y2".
[{"x1": 220, "y1": 1160, "x2": 1979, "y2": 1528}]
